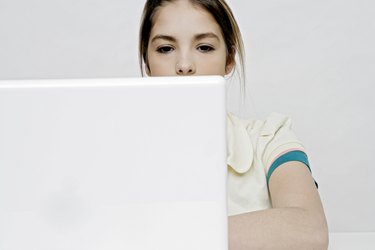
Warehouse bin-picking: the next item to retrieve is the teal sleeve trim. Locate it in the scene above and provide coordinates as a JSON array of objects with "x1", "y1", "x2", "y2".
[{"x1": 266, "y1": 150, "x2": 311, "y2": 185}]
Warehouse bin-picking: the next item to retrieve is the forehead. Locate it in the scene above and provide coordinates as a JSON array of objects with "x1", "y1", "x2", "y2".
[{"x1": 150, "y1": 1, "x2": 223, "y2": 37}]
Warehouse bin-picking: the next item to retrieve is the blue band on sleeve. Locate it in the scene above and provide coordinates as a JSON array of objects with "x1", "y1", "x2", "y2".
[{"x1": 266, "y1": 150, "x2": 311, "y2": 185}]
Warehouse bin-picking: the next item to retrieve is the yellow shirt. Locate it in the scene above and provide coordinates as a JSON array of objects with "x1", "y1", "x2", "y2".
[{"x1": 226, "y1": 112, "x2": 307, "y2": 216}]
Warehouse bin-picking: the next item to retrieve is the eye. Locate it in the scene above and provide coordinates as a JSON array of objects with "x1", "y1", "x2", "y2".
[
  {"x1": 156, "y1": 46, "x2": 174, "y2": 54},
  {"x1": 197, "y1": 44, "x2": 215, "y2": 53}
]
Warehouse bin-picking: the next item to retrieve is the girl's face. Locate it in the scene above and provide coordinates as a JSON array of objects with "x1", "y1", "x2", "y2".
[{"x1": 146, "y1": 0, "x2": 234, "y2": 76}]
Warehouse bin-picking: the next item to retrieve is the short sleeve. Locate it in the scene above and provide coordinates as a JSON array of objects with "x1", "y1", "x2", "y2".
[
  {"x1": 258, "y1": 113, "x2": 311, "y2": 184},
  {"x1": 226, "y1": 112, "x2": 315, "y2": 215}
]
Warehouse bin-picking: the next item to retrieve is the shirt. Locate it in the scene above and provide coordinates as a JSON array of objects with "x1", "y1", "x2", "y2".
[{"x1": 226, "y1": 112, "x2": 310, "y2": 216}]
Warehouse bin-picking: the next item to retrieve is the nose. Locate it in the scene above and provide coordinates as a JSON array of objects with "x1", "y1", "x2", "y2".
[{"x1": 175, "y1": 59, "x2": 196, "y2": 75}]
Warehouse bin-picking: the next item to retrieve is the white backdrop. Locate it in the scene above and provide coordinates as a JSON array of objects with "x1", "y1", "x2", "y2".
[{"x1": 0, "y1": 0, "x2": 374, "y2": 233}]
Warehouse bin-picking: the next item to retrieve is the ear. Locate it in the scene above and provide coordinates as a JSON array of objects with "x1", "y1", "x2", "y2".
[
  {"x1": 225, "y1": 58, "x2": 235, "y2": 75},
  {"x1": 225, "y1": 46, "x2": 236, "y2": 74}
]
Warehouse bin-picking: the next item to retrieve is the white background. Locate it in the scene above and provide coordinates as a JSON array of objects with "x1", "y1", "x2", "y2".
[{"x1": 0, "y1": 0, "x2": 374, "y2": 233}]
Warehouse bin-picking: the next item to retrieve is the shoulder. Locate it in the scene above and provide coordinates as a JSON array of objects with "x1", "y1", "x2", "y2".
[
  {"x1": 227, "y1": 112, "x2": 307, "y2": 175},
  {"x1": 227, "y1": 113, "x2": 315, "y2": 215},
  {"x1": 227, "y1": 112, "x2": 292, "y2": 134}
]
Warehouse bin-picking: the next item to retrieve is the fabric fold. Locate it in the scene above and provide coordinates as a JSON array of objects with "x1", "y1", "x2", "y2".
[{"x1": 226, "y1": 113, "x2": 254, "y2": 174}]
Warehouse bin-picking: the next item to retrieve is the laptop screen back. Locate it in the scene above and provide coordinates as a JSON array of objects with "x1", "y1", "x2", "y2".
[{"x1": 0, "y1": 76, "x2": 227, "y2": 250}]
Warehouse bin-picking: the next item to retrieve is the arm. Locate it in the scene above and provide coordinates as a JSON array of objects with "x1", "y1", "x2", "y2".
[{"x1": 228, "y1": 161, "x2": 329, "y2": 250}]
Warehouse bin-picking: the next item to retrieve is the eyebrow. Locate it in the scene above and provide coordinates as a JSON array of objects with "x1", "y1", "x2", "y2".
[
  {"x1": 150, "y1": 35, "x2": 176, "y2": 44},
  {"x1": 150, "y1": 32, "x2": 220, "y2": 44},
  {"x1": 194, "y1": 32, "x2": 220, "y2": 41}
]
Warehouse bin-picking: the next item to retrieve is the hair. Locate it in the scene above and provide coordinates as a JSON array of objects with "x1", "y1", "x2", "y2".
[{"x1": 138, "y1": 0, "x2": 245, "y2": 82}]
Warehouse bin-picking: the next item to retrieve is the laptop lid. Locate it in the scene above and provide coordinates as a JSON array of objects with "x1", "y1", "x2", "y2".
[{"x1": 0, "y1": 76, "x2": 227, "y2": 250}]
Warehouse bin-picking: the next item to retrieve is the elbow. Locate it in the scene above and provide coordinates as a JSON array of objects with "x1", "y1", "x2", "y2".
[
  {"x1": 317, "y1": 223, "x2": 329, "y2": 250},
  {"x1": 308, "y1": 211, "x2": 329, "y2": 250},
  {"x1": 311, "y1": 225, "x2": 329, "y2": 250},
  {"x1": 292, "y1": 207, "x2": 329, "y2": 250}
]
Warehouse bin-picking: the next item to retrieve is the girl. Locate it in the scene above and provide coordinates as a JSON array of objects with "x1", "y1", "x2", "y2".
[{"x1": 139, "y1": 0, "x2": 329, "y2": 249}]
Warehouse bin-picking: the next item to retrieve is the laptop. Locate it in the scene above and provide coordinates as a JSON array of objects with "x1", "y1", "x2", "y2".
[{"x1": 0, "y1": 76, "x2": 227, "y2": 250}]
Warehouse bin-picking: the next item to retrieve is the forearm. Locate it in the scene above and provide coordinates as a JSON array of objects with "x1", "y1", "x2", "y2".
[{"x1": 228, "y1": 207, "x2": 328, "y2": 250}]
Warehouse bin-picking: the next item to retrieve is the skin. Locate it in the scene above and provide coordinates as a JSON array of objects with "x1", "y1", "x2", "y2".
[
  {"x1": 146, "y1": 1, "x2": 329, "y2": 249},
  {"x1": 146, "y1": 0, "x2": 234, "y2": 76}
]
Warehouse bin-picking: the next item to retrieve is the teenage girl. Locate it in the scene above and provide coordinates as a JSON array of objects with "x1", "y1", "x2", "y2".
[{"x1": 139, "y1": 1, "x2": 329, "y2": 249}]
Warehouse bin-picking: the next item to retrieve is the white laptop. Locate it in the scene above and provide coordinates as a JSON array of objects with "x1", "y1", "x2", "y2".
[{"x1": 0, "y1": 76, "x2": 227, "y2": 250}]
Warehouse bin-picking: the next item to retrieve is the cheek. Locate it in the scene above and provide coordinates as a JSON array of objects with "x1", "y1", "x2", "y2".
[
  {"x1": 148, "y1": 60, "x2": 174, "y2": 76},
  {"x1": 198, "y1": 55, "x2": 227, "y2": 75},
  {"x1": 147, "y1": 55, "x2": 173, "y2": 76}
]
